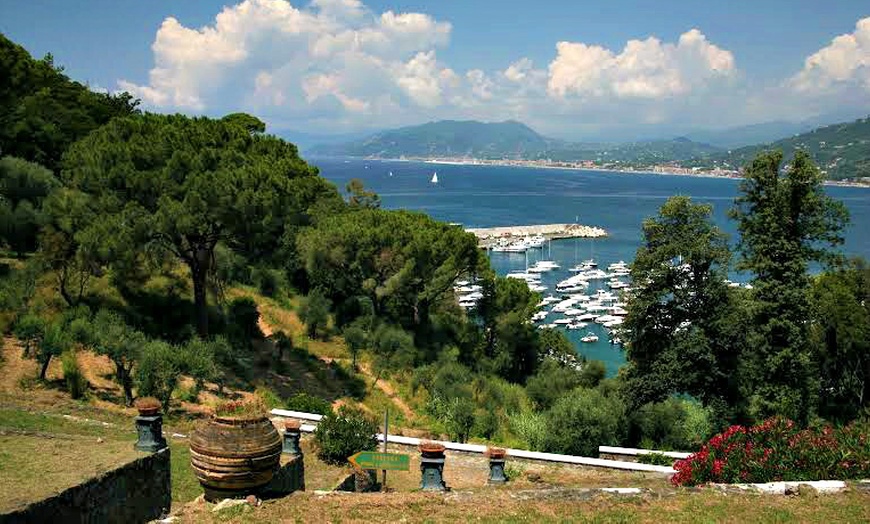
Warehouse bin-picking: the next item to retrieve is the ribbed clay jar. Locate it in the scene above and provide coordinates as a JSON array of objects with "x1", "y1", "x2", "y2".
[{"x1": 189, "y1": 414, "x2": 282, "y2": 501}]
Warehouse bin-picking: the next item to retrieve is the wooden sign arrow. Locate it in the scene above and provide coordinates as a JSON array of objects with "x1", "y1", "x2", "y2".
[{"x1": 348, "y1": 451, "x2": 411, "y2": 471}]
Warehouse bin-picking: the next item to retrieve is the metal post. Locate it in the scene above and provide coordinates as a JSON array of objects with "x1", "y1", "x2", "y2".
[{"x1": 382, "y1": 408, "x2": 389, "y2": 491}]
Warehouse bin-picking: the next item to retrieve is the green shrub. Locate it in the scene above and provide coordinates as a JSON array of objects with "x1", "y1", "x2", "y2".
[
  {"x1": 252, "y1": 267, "x2": 287, "y2": 298},
  {"x1": 637, "y1": 452, "x2": 676, "y2": 466},
  {"x1": 313, "y1": 406, "x2": 378, "y2": 465},
  {"x1": 285, "y1": 392, "x2": 333, "y2": 415},
  {"x1": 255, "y1": 386, "x2": 283, "y2": 410},
  {"x1": 61, "y1": 350, "x2": 87, "y2": 399},
  {"x1": 13, "y1": 313, "x2": 44, "y2": 357},
  {"x1": 509, "y1": 411, "x2": 548, "y2": 451},
  {"x1": 298, "y1": 289, "x2": 331, "y2": 339},
  {"x1": 135, "y1": 340, "x2": 182, "y2": 412},
  {"x1": 525, "y1": 360, "x2": 582, "y2": 410},
  {"x1": 227, "y1": 297, "x2": 260, "y2": 342},
  {"x1": 542, "y1": 387, "x2": 627, "y2": 456}
]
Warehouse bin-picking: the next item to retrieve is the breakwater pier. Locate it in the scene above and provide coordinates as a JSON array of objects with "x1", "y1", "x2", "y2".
[{"x1": 466, "y1": 223, "x2": 607, "y2": 249}]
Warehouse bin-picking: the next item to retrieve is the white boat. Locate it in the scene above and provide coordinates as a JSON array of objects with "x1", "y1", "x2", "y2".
[
  {"x1": 389, "y1": 171, "x2": 394, "y2": 177},
  {"x1": 431, "y1": 172, "x2": 438, "y2": 184},
  {"x1": 528, "y1": 283, "x2": 547, "y2": 293},
  {"x1": 581, "y1": 332, "x2": 599, "y2": 343},
  {"x1": 553, "y1": 318, "x2": 573, "y2": 325},
  {"x1": 563, "y1": 308, "x2": 584, "y2": 316},
  {"x1": 576, "y1": 313, "x2": 596, "y2": 321},
  {"x1": 567, "y1": 321, "x2": 589, "y2": 330},
  {"x1": 607, "y1": 260, "x2": 629, "y2": 271},
  {"x1": 603, "y1": 319, "x2": 624, "y2": 328},
  {"x1": 608, "y1": 280, "x2": 630, "y2": 290}
]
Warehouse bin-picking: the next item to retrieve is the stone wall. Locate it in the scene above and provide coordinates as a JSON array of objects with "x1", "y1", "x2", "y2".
[
  {"x1": 263, "y1": 455, "x2": 305, "y2": 497},
  {"x1": 0, "y1": 447, "x2": 171, "y2": 524}
]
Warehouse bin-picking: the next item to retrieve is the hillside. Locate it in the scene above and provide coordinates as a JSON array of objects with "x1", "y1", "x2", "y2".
[
  {"x1": 311, "y1": 120, "x2": 552, "y2": 159},
  {"x1": 686, "y1": 117, "x2": 870, "y2": 180},
  {"x1": 312, "y1": 119, "x2": 721, "y2": 165}
]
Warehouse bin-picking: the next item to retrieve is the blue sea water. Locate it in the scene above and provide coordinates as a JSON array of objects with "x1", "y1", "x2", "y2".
[{"x1": 311, "y1": 157, "x2": 870, "y2": 375}]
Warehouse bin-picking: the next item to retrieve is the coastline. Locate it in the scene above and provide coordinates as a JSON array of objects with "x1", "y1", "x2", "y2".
[{"x1": 355, "y1": 156, "x2": 870, "y2": 189}]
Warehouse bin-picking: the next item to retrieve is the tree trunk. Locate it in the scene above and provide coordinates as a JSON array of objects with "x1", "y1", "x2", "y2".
[
  {"x1": 39, "y1": 356, "x2": 51, "y2": 381},
  {"x1": 190, "y1": 261, "x2": 209, "y2": 337},
  {"x1": 116, "y1": 363, "x2": 134, "y2": 407}
]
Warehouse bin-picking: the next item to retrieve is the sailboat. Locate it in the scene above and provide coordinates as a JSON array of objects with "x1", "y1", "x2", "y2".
[{"x1": 431, "y1": 172, "x2": 438, "y2": 184}]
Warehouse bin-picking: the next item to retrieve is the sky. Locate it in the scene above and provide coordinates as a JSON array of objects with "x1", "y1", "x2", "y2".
[{"x1": 1, "y1": 0, "x2": 869, "y2": 139}]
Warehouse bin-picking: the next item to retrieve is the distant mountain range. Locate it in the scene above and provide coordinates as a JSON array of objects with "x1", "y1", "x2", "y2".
[
  {"x1": 310, "y1": 120, "x2": 553, "y2": 159},
  {"x1": 686, "y1": 117, "x2": 870, "y2": 180},
  {"x1": 310, "y1": 120, "x2": 722, "y2": 164},
  {"x1": 310, "y1": 117, "x2": 870, "y2": 180}
]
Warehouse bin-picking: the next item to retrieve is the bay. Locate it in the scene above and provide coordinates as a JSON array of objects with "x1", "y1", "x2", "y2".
[{"x1": 312, "y1": 157, "x2": 870, "y2": 375}]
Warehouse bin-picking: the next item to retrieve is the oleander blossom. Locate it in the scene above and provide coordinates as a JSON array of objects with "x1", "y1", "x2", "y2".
[{"x1": 671, "y1": 417, "x2": 870, "y2": 486}]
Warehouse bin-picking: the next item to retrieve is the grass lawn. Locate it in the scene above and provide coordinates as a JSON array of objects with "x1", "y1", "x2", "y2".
[{"x1": 172, "y1": 484, "x2": 870, "y2": 523}]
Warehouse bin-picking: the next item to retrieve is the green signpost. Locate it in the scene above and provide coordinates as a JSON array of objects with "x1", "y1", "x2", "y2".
[{"x1": 348, "y1": 451, "x2": 410, "y2": 471}]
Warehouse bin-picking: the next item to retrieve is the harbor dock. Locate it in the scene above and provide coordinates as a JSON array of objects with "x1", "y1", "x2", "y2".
[{"x1": 466, "y1": 223, "x2": 607, "y2": 249}]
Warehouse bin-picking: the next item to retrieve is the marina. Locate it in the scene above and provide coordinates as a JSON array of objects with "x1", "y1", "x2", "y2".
[{"x1": 466, "y1": 223, "x2": 607, "y2": 250}]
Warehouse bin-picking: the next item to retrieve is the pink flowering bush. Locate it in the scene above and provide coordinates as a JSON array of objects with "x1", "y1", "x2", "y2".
[{"x1": 671, "y1": 417, "x2": 870, "y2": 486}]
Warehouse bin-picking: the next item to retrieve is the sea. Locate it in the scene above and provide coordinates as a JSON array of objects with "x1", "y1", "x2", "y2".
[{"x1": 311, "y1": 157, "x2": 870, "y2": 376}]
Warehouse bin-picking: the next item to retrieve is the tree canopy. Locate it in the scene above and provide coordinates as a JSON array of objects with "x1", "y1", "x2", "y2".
[{"x1": 61, "y1": 112, "x2": 339, "y2": 335}]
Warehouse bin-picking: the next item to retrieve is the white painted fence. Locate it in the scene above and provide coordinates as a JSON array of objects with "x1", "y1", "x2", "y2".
[{"x1": 270, "y1": 408, "x2": 676, "y2": 474}]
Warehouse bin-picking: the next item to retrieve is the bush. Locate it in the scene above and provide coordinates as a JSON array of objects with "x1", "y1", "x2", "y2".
[
  {"x1": 298, "y1": 289, "x2": 331, "y2": 339},
  {"x1": 526, "y1": 360, "x2": 582, "y2": 410},
  {"x1": 135, "y1": 340, "x2": 182, "y2": 412},
  {"x1": 285, "y1": 392, "x2": 333, "y2": 415},
  {"x1": 313, "y1": 406, "x2": 378, "y2": 465},
  {"x1": 227, "y1": 297, "x2": 260, "y2": 342},
  {"x1": 255, "y1": 386, "x2": 283, "y2": 410},
  {"x1": 671, "y1": 417, "x2": 870, "y2": 486},
  {"x1": 542, "y1": 387, "x2": 627, "y2": 456},
  {"x1": 13, "y1": 314, "x2": 44, "y2": 357},
  {"x1": 252, "y1": 267, "x2": 287, "y2": 298},
  {"x1": 630, "y1": 397, "x2": 693, "y2": 450},
  {"x1": 637, "y1": 452, "x2": 676, "y2": 466},
  {"x1": 61, "y1": 350, "x2": 87, "y2": 399},
  {"x1": 509, "y1": 411, "x2": 547, "y2": 451}
]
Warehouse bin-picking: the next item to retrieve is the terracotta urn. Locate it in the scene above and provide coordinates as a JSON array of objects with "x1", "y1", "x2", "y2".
[
  {"x1": 486, "y1": 447, "x2": 506, "y2": 460},
  {"x1": 190, "y1": 414, "x2": 282, "y2": 501},
  {"x1": 134, "y1": 397, "x2": 161, "y2": 417}
]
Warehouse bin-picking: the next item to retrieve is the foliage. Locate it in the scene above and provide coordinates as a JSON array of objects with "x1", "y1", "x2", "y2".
[
  {"x1": 313, "y1": 406, "x2": 378, "y2": 465},
  {"x1": 36, "y1": 321, "x2": 70, "y2": 380},
  {"x1": 628, "y1": 397, "x2": 712, "y2": 451},
  {"x1": 135, "y1": 340, "x2": 182, "y2": 412},
  {"x1": 13, "y1": 313, "x2": 45, "y2": 357},
  {"x1": 213, "y1": 398, "x2": 268, "y2": 419},
  {"x1": 809, "y1": 258, "x2": 870, "y2": 423},
  {"x1": 297, "y1": 208, "x2": 483, "y2": 342},
  {"x1": 694, "y1": 117, "x2": 870, "y2": 180},
  {"x1": 62, "y1": 112, "x2": 338, "y2": 335},
  {"x1": 671, "y1": 417, "x2": 870, "y2": 486},
  {"x1": 298, "y1": 289, "x2": 331, "y2": 339},
  {"x1": 252, "y1": 267, "x2": 286, "y2": 298},
  {"x1": 623, "y1": 195, "x2": 745, "y2": 413},
  {"x1": 542, "y1": 387, "x2": 627, "y2": 457},
  {"x1": 525, "y1": 359, "x2": 583, "y2": 410},
  {"x1": 637, "y1": 453, "x2": 676, "y2": 466},
  {"x1": 285, "y1": 392, "x2": 333, "y2": 416},
  {"x1": 91, "y1": 309, "x2": 146, "y2": 405},
  {"x1": 731, "y1": 151, "x2": 849, "y2": 422},
  {"x1": 372, "y1": 324, "x2": 415, "y2": 372},
  {"x1": 0, "y1": 35, "x2": 140, "y2": 172},
  {"x1": 342, "y1": 322, "x2": 367, "y2": 369},
  {"x1": 508, "y1": 411, "x2": 548, "y2": 451},
  {"x1": 345, "y1": 178, "x2": 381, "y2": 209},
  {"x1": 227, "y1": 297, "x2": 261, "y2": 343},
  {"x1": 0, "y1": 156, "x2": 60, "y2": 255},
  {"x1": 61, "y1": 349, "x2": 87, "y2": 399}
]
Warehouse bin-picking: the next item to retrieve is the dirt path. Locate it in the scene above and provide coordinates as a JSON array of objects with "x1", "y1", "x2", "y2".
[{"x1": 358, "y1": 363, "x2": 415, "y2": 420}]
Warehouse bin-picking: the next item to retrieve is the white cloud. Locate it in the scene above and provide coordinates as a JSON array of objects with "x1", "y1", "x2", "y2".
[
  {"x1": 547, "y1": 29, "x2": 734, "y2": 99},
  {"x1": 791, "y1": 17, "x2": 870, "y2": 94},
  {"x1": 121, "y1": 1, "x2": 868, "y2": 136}
]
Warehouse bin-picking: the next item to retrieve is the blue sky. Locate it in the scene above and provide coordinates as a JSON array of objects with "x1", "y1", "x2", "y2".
[{"x1": 2, "y1": 0, "x2": 869, "y2": 138}]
